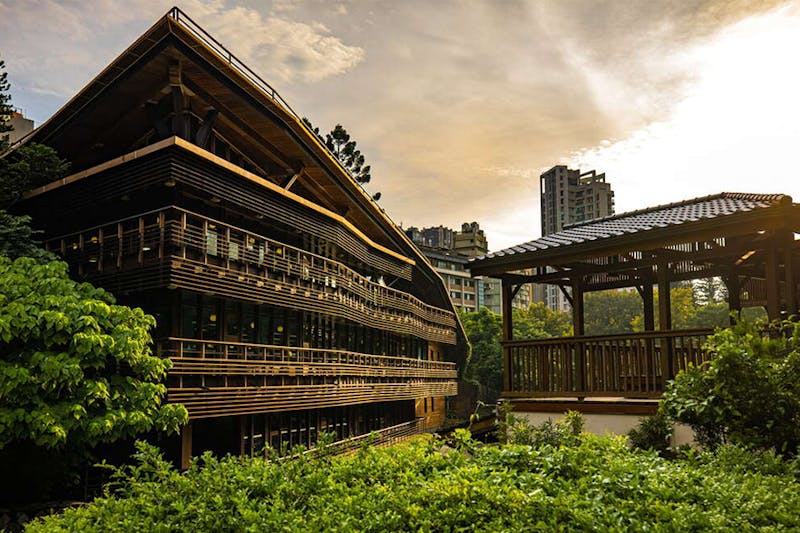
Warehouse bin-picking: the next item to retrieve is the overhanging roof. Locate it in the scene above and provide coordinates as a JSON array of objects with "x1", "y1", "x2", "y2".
[{"x1": 470, "y1": 192, "x2": 799, "y2": 276}]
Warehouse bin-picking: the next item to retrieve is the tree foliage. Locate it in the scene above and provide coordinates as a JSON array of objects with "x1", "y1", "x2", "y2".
[
  {"x1": 0, "y1": 59, "x2": 13, "y2": 151},
  {"x1": 584, "y1": 289, "x2": 642, "y2": 335},
  {"x1": 661, "y1": 319, "x2": 800, "y2": 453},
  {"x1": 460, "y1": 305, "x2": 572, "y2": 403},
  {"x1": 0, "y1": 211, "x2": 56, "y2": 262},
  {"x1": 301, "y1": 117, "x2": 380, "y2": 199},
  {"x1": 0, "y1": 142, "x2": 70, "y2": 207},
  {"x1": 0, "y1": 257, "x2": 187, "y2": 449}
]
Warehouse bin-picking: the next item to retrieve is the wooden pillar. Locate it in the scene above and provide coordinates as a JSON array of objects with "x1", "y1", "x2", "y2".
[
  {"x1": 501, "y1": 282, "x2": 514, "y2": 341},
  {"x1": 766, "y1": 237, "x2": 780, "y2": 320},
  {"x1": 571, "y1": 278, "x2": 585, "y2": 336},
  {"x1": 784, "y1": 229, "x2": 797, "y2": 316},
  {"x1": 657, "y1": 262, "x2": 672, "y2": 331},
  {"x1": 642, "y1": 270, "x2": 655, "y2": 331},
  {"x1": 501, "y1": 281, "x2": 514, "y2": 393},
  {"x1": 571, "y1": 278, "x2": 585, "y2": 395},
  {"x1": 657, "y1": 261, "x2": 672, "y2": 383},
  {"x1": 180, "y1": 422, "x2": 193, "y2": 470},
  {"x1": 725, "y1": 268, "x2": 741, "y2": 325}
]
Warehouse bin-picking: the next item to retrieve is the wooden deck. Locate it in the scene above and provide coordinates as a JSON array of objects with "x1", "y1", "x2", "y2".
[{"x1": 502, "y1": 329, "x2": 713, "y2": 399}]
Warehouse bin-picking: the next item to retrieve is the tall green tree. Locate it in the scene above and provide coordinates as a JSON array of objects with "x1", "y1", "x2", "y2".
[
  {"x1": 0, "y1": 59, "x2": 70, "y2": 206},
  {"x1": 513, "y1": 302, "x2": 572, "y2": 338},
  {"x1": 0, "y1": 60, "x2": 13, "y2": 151},
  {"x1": 0, "y1": 142, "x2": 70, "y2": 207},
  {"x1": 460, "y1": 307, "x2": 503, "y2": 402}
]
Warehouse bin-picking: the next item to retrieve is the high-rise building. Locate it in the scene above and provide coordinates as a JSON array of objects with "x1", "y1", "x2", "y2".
[{"x1": 539, "y1": 165, "x2": 615, "y2": 311}]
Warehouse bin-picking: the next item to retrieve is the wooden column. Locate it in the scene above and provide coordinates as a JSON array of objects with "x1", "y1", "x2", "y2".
[
  {"x1": 724, "y1": 268, "x2": 741, "y2": 325},
  {"x1": 657, "y1": 262, "x2": 672, "y2": 331},
  {"x1": 501, "y1": 282, "x2": 514, "y2": 341},
  {"x1": 784, "y1": 229, "x2": 797, "y2": 316},
  {"x1": 571, "y1": 278, "x2": 585, "y2": 396},
  {"x1": 501, "y1": 281, "x2": 514, "y2": 393},
  {"x1": 642, "y1": 270, "x2": 655, "y2": 331},
  {"x1": 180, "y1": 422, "x2": 193, "y2": 470},
  {"x1": 657, "y1": 261, "x2": 672, "y2": 383},
  {"x1": 571, "y1": 278, "x2": 585, "y2": 336},
  {"x1": 766, "y1": 236, "x2": 780, "y2": 320}
]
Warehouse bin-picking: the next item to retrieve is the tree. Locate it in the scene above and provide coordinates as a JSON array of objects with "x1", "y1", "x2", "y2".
[
  {"x1": 0, "y1": 257, "x2": 188, "y2": 450},
  {"x1": 0, "y1": 60, "x2": 13, "y2": 151},
  {"x1": 0, "y1": 211, "x2": 56, "y2": 262},
  {"x1": 459, "y1": 307, "x2": 503, "y2": 402},
  {"x1": 694, "y1": 277, "x2": 728, "y2": 306},
  {"x1": 0, "y1": 59, "x2": 70, "y2": 206},
  {"x1": 584, "y1": 289, "x2": 642, "y2": 335},
  {"x1": 513, "y1": 302, "x2": 572, "y2": 339},
  {"x1": 0, "y1": 142, "x2": 70, "y2": 207},
  {"x1": 662, "y1": 319, "x2": 800, "y2": 453},
  {"x1": 302, "y1": 117, "x2": 380, "y2": 200}
]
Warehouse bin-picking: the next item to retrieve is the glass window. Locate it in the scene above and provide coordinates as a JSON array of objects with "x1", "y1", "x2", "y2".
[{"x1": 206, "y1": 230, "x2": 218, "y2": 256}]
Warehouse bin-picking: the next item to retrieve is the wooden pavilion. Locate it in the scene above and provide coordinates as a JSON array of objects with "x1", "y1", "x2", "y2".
[{"x1": 469, "y1": 193, "x2": 800, "y2": 411}]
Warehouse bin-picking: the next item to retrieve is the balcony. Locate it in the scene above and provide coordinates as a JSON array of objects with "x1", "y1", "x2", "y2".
[
  {"x1": 502, "y1": 329, "x2": 712, "y2": 399},
  {"x1": 48, "y1": 206, "x2": 458, "y2": 344},
  {"x1": 158, "y1": 338, "x2": 458, "y2": 419}
]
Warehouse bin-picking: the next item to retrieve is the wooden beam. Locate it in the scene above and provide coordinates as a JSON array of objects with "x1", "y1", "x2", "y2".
[
  {"x1": 657, "y1": 262, "x2": 672, "y2": 331},
  {"x1": 724, "y1": 268, "x2": 741, "y2": 325},
  {"x1": 501, "y1": 282, "x2": 514, "y2": 341},
  {"x1": 195, "y1": 108, "x2": 219, "y2": 149}
]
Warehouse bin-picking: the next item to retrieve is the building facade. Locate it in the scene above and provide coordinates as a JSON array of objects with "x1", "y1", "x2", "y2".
[
  {"x1": 539, "y1": 165, "x2": 615, "y2": 311},
  {"x1": 406, "y1": 222, "x2": 531, "y2": 315},
  {"x1": 14, "y1": 9, "x2": 465, "y2": 466}
]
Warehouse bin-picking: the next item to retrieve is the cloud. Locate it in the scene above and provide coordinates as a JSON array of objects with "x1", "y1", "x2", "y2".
[{"x1": 191, "y1": 4, "x2": 365, "y2": 83}]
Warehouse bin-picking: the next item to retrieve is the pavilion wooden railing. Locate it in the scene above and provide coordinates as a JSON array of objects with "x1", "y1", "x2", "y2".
[
  {"x1": 502, "y1": 329, "x2": 714, "y2": 398},
  {"x1": 298, "y1": 418, "x2": 426, "y2": 459},
  {"x1": 158, "y1": 338, "x2": 458, "y2": 419}
]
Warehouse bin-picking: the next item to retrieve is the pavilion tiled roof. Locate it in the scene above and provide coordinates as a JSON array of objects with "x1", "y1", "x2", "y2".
[{"x1": 472, "y1": 192, "x2": 788, "y2": 262}]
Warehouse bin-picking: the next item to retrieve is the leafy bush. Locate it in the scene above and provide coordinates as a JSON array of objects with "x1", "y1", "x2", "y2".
[
  {"x1": 497, "y1": 404, "x2": 583, "y2": 448},
  {"x1": 628, "y1": 412, "x2": 673, "y2": 455},
  {"x1": 25, "y1": 433, "x2": 800, "y2": 532},
  {"x1": 662, "y1": 319, "x2": 800, "y2": 453},
  {"x1": 0, "y1": 256, "x2": 187, "y2": 449}
]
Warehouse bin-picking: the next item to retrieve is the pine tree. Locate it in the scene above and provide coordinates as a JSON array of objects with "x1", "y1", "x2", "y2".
[
  {"x1": 301, "y1": 118, "x2": 381, "y2": 200},
  {"x1": 0, "y1": 60, "x2": 14, "y2": 151}
]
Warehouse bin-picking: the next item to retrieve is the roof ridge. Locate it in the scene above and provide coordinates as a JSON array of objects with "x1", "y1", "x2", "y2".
[{"x1": 561, "y1": 192, "x2": 785, "y2": 230}]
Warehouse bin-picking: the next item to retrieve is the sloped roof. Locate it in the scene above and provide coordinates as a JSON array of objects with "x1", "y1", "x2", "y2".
[{"x1": 470, "y1": 192, "x2": 792, "y2": 273}]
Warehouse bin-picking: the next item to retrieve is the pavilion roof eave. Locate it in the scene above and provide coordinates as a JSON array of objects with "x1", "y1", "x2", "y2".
[{"x1": 469, "y1": 204, "x2": 791, "y2": 277}]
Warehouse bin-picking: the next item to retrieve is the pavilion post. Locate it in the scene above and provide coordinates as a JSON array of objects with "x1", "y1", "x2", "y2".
[
  {"x1": 642, "y1": 269, "x2": 655, "y2": 331},
  {"x1": 766, "y1": 236, "x2": 780, "y2": 320},
  {"x1": 501, "y1": 281, "x2": 514, "y2": 393},
  {"x1": 657, "y1": 261, "x2": 673, "y2": 383},
  {"x1": 725, "y1": 267, "x2": 741, "y2": 325},
  {"x1": 571, "y1": 278, "x2": 586, "y2": 395},
  {"x1": 784, "y1": 228, "x2": 797, "y2": 316}
]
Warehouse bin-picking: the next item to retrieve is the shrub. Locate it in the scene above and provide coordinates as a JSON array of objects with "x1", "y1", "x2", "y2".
[
  {"x1": 24, "y1": 434, "x2": 800, "y2": 532},
  {"x1": 661, "y1": 319, "x2": 800, "y2": 453},
  {"x1": 628, "y1": 412, "x2": 673, "y2": 455}
]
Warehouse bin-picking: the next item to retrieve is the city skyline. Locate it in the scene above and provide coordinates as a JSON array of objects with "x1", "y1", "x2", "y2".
[{"x1": 2, "y1": 0, "x2": 798, "y2": 250}]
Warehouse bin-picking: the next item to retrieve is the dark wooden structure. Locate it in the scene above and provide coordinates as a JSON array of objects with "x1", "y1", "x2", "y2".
[
  {"x1": 470, "y1": 193, "x2": 800, "y2": 405},
  {"x1": 13, "y1": 8, "x2": 466, "y2": 466}
]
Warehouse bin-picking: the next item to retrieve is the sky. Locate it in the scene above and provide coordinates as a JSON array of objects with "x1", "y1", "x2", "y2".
[{"x1": 1, "y1": 0, "x2": 798, "y2": 251}]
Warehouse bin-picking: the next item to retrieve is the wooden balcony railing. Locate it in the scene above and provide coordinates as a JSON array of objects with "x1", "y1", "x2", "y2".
[
  {"x1": 47, "y1": 206, "x2": 458, "y2": 344},
  {"x1": 502, "y1": 329, "x2": 713, "y2": 398},
  {"x1": 158, "y1": 338, "x2": 458, "y2": 419}
]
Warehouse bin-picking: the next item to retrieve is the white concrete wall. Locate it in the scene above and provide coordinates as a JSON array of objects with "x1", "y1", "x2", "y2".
[{"x1": 514, "y1": 411, "x2": 695, "y2": 447}]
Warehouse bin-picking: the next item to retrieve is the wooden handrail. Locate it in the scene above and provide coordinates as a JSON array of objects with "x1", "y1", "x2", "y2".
[{"x1": 502, "y1": 328, "x2": 714, "y2": 346}]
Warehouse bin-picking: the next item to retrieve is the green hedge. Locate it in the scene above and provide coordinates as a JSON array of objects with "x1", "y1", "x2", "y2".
[{"x1": 27, "y1": 434, "x2": 800, "y2": 532}]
